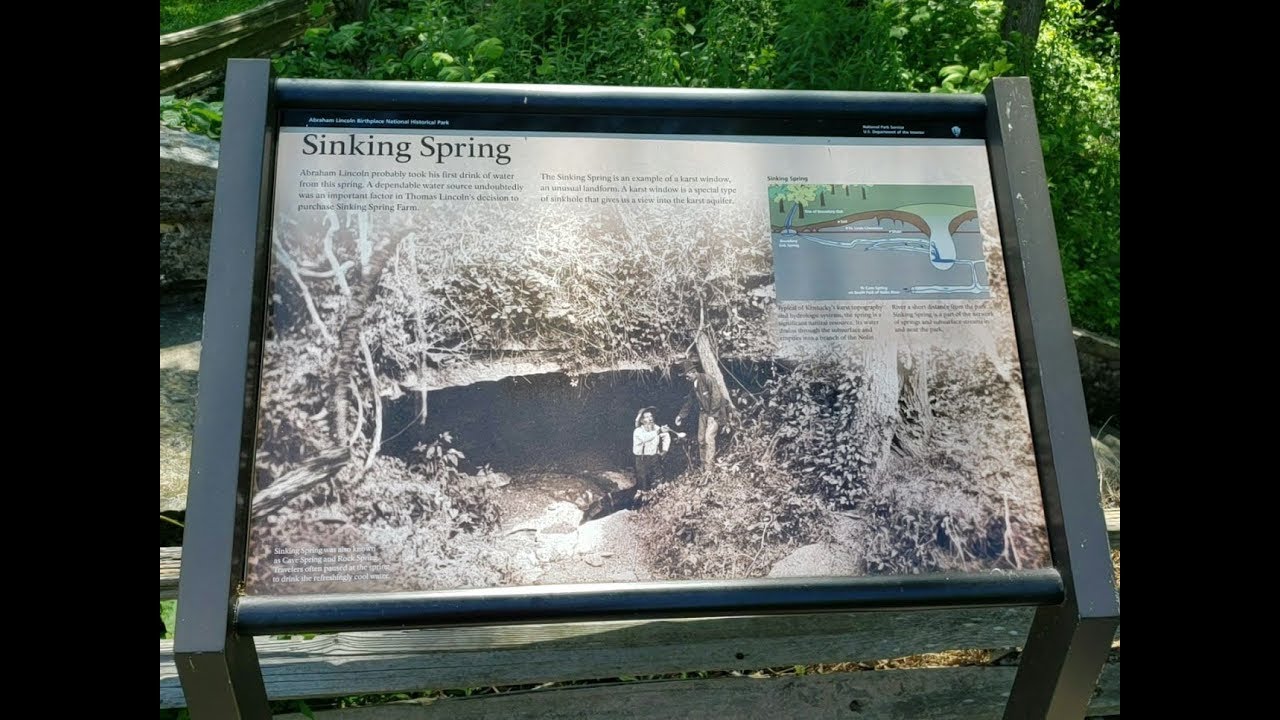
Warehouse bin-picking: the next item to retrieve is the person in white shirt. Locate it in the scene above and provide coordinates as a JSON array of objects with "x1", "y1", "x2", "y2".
[
  {"x1": 633, "y1": 407, "x2": 671, "y2": 491},
  {"x1": 581, "y1": 407, "x2": 683, "y2": 523}
]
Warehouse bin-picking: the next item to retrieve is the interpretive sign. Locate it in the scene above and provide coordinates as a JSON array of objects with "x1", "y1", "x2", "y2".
[
  {"x1": 174, "y1": 60, "x2": 1118, "y2": 720},
  {"x1": 246, "y1": 104, "x2": 1049, "y2": 596}
]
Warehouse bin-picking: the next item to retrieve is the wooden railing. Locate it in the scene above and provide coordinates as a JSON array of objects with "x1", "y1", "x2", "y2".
[
  {"x1": 160, "y1": 0, "x2": 335, "y2": 96},
  {"x1": 158, "y1": 509, "x2": 1119, "y2": 716}
]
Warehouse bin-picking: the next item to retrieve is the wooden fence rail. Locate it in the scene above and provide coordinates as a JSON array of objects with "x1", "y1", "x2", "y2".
[
  {"x1": 159, "y1": 0, "x2": 335, "y2": 96},
  {"x1": 158, "y1": 510, "x2": 1119, "y2": 716},
  {"x1": 269, "y1": 665, "x2": 1120, "y2": 719}
]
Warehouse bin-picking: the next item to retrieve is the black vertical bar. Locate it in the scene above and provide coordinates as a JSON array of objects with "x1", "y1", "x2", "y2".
[
  {"x1": 984, "y1": 77, "x2": 1120, "y2": 719},
  {"x1": 173, "y1": 58, "x2": 276, "y2": 720}
]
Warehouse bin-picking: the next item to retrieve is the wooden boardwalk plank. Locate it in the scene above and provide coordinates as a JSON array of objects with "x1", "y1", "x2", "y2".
[
  {"x1": 1105, "y1": 507, "x2": 1120, "y2": 549},
  {"x1": 270, "y1": 663, "x2": 1120, "y2": 719},
  {"x1": 160, "y1": 608, "x2": 1038, "y2": 708},
  {"x1": 160, "y1": 547, "x2": 181, "y2": 601}
]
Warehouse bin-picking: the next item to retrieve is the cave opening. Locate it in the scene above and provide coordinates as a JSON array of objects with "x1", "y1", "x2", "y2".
[{"x1": 380, "y1": 360, "x2": 780, "y2": 482}]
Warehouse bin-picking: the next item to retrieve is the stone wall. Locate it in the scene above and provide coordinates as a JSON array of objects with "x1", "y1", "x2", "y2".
[
  {"x1": 160, "y1": 125, "x2": 219, "y2": 292},
  {"x1": 1073, "y1": 328, "x2": 1121, "y2": 428}
]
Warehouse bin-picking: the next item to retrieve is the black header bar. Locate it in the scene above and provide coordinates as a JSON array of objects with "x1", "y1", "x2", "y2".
[{"x1": 274, "y1": 79, "x2": 987, "y2": 139}]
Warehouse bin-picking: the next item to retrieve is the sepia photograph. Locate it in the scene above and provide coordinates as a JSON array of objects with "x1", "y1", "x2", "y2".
[{"x1": 244, "y1": 130, "x2": 1051, "y2": 595}]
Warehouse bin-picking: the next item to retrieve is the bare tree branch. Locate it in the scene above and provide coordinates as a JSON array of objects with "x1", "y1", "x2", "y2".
[
  {"x1": 251, "y1": 446, "x2": 352, "y2": 520},
  {"x1": 294, "y1": 261, "x2": 355, "y2": 279},
  {"x1": 273, "y1": 245, "x2": 334, "y2": 343},
  {"x1": 1001, "y1": 494, "x2": 1023, "y2": 569},
  {"x1": 360, "y1": 329, "x2": 383, "y2": 470},
  {"x1": 324, "y1": 210, "x2": 352, "y2": 296},
  {"x1": 347, "y1": 378, "x2": 365, "y2": 448},
  {"x1": 357, "y1": 211, "x2": 371, "y2": 274}
]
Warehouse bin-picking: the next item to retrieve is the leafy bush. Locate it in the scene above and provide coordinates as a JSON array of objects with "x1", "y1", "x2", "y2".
[
  {"x1": 1032, "y1": 0, "x2": 1120, "y2": 336},
  {"x1": 159, "y1": 95, "x2": 223, "y2": 139},
  {"x1": 749, "y1": 359, "x2": 879, "y2": 508},
  {"x1": 640, "y1": 340, "x2": 1050, "y2": 579},
  {"x1": 639, "y1": 415, "x2": 829, "y2": 580},
  {"x1": 274, "y1": 1, "x2": 507, "y2": 82},
  {"x1": 160, "y1": 0, "x2": 264, "y2": 35},
  {"x1": 247, "y1": 432, "x2": 508, "y2": 592}
]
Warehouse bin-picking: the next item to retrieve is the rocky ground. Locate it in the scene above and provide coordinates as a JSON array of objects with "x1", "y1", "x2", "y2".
[{"x1": 487, "y1": 469, "x2": 656, "y2": 585}]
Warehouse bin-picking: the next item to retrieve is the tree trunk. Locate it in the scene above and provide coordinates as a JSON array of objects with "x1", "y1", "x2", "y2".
[
  {"x1": 251, "y1": 446, "x2": 352, "y2": 519},
  {"x1": 856, "y1": 306, "x2": 900, "y2": 491},
  {"x1": 274, "y1": 246, "x2": 335, "y2": 344},
  {"x1": 323, "y1": 211, "x2": 351, "y2": 296},
  {"x1": 334, "y1": 0, "x2": 374, "y2": 24},
  {"x1": 359, "y1": 329, "x2": 383, "y2": 470},
  {"x1": 346, "y1": 379, "x2": 365, "y2": 448},
  {"x1": 1001, "y1": 0, "x2": 1046, "y2": 70},
  {"x1": 693, "y1": 327, "x2": 734, "y2": 420},
  {"x1": 332, "y1": 233, "x2": 410, "y2": 443},
  {"x1": 892, "y1": 343, "x2": 933, "y2": 460}
]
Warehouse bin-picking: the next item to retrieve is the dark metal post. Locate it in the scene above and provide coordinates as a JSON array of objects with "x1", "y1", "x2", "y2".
[
  {"x1": 174, "y1": 58, "x2": 276, "y2": 720},
  {"x1": 984, "y1": 77, "x2": 1120, "y2": 719}
]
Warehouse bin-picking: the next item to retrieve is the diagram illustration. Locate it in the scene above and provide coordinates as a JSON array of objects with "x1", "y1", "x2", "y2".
[{"x1": 769, "y1": 184, "x2": 989, "y2": 301}]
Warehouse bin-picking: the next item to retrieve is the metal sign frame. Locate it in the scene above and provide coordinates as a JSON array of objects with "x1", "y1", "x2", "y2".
[{"x1": 174, "y1": 58, "x2": 1118, "y2": 719}]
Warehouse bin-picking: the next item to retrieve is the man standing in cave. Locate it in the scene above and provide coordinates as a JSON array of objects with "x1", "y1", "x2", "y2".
[
  {"x1": 582, "y1": 407, "x2": 681, "y2": 523},
  {"x1": 633, "y1": 407, "x2": 672, "y2": 491},
  {"x1": 674, "y1": 360, "x2": 733, "y2": 469}
]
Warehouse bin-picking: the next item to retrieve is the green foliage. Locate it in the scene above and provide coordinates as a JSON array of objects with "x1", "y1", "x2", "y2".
[
  {"x1": 271, "y1": 1, "x2": 1038, "y2": 96},
  {"x1": 886, "y1": 0, "x2": 1012, "y2": 90},
  {"x1": 1032, "y1": 0, "x2": 1120, "y2": 336},
  {"x1": 274, "y1": 1, "x2": 507, "y2": 82},
  {"x1": 930, "y1": 60, "x2": 1014, "y2": 94},
  {"x1": 160, "y1": 95, "x2": 224, "y2": 140},
  {"x1": 770, "y1": 0, "x2": 904, "y2": 91},
  {"x1": 159, "y1": 599, "x2": 177, "y2": 640},
  {"x1": 160, "y1": 0, "x2": 265, "y2": 35},
  {"x1": 415, "y1": 29, "x2": 505, "y2": 82}
]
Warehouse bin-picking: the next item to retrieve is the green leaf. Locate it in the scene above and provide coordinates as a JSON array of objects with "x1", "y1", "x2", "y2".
[
  {"x1": 683, "y1": 23, "x2": 697, "y2": 35},
  {"x1": 889, "y1": 26, "x2": 908, "y2": 39},
  {"x1": 473, "y1": 38, "x2": 504, "y2": 62},
  {"x1": 431, "y1": 52, "x2": 457, "y2": 67},
  {"x1": 190, "y1": 107, "x2": 221, "y2": 122},
  {"x1": 439, "y1": 65, "x2": 467, "y2": 81}
]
